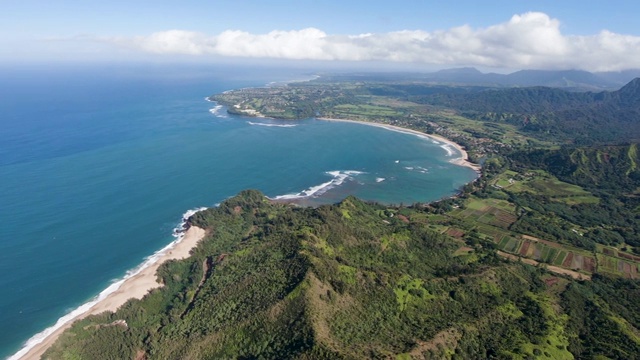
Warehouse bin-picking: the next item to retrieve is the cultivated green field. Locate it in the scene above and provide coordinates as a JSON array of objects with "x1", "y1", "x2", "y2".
[{"x1": 491, "y1": 170, "x2": 599, "y2": 204}]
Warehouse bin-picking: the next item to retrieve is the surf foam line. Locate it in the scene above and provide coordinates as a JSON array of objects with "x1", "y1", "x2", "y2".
[
  {"x1": 270, "y1": 170, "x2": 364, "y2": 200},
  {"x1": 380, "y1": 126, "x2": 457, "y2": 158},
  {"x1": 207, "y1": 101, "x2": 228, "y2": 118},
  {"x1": 330, "y1": 120, "x2": 464, "y2": 162},
  {"x1": 247, "y1": 121, "x2": 297, "y2": 128},
  {"x1": 8, "y1": 207, "x2": 208, "y2": 360},
  {"x1": 404, "y1": 166, "x2": 429, "y2": 174},
  {"x1": 439, "y1": 144, "x2": 455, "y2": 157},
  {"x1": 387, "y1": 127, "x2": 463, "y2": 162}
]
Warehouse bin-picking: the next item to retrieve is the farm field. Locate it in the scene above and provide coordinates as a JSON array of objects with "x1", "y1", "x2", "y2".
[
  {"x1": 491, "y1": 170, "x2": 599, "y2": 205},
  {"x1": 332, "y1": 103, "x2": 404, "y2": 118},
  {"x1": 443, "y1": 188, "x2": 639, "y2": 279},
  {"x1": 455, "y1": 198, "x2": 518, "y2": 229}
]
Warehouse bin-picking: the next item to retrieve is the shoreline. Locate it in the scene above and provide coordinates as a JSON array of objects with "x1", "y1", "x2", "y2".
[
  {"x1": 13, "y1": 226, "x2": 207, "y2": 360},
  {"x1": 316, "y1": 117, "x2": 482, "y2": 173},
  {"x1": 15, "y1": 116, "x2": 478, "y2": 359}
]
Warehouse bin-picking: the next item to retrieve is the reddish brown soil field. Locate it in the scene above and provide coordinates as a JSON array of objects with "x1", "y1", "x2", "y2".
[
  {"x1": 446, "y1": 228, "x2": 465, "y2": 238},
  {"x1": 562, "y1": 253, "x2": 574, "y2": 268},
  {"x1": 495, "y1": 212, "x2": 518, "y2": 224},
  {"x1": 397, "y1": 215, "x2": 410, "y2": 224},
  {"x1": 617, "y1": 262, "x2": 639, "y2": 279},
  {"x1": 625, "y1": 263, "x2": 632, "y2": 277},
  {"x1": 618, "y1": 252, "x2": 640, "y2": 262},
  {"x1": 572, "y1": 254, "x2": 584, "y2": 270},
  {"x1": 583, "y1": 257, "x2": 596, "y2": 272}
]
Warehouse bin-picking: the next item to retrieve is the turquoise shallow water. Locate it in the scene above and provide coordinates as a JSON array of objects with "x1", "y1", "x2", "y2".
[{"x1": 0, "y1": 64, "x2": 476, "y2": 358}]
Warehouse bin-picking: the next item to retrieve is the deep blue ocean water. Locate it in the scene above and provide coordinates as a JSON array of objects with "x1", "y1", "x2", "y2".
[{"x1": 0, "y1": 63, "x2": 476, "y2": 358}]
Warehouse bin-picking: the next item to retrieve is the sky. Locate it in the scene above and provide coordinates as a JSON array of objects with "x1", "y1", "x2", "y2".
[{"x1": 2, "y1": 0, "x2": 640, "y2": 71}]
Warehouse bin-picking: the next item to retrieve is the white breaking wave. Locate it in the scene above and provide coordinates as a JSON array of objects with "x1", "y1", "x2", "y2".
[
  {"x1": 247, "y1": 121, "x2": 297, "y2": 128},
  {"x1": 363, "y1": 124, "x2": 462, "y2": 160},
  {"x1": 271, "y1": 170, "x2": 364, "y2": 200},
  {"x1": 208, "y1": 104, "x2": 227, "y2": 118},
  {"x1": 171, "y1": 207, "x2": 208, "y2": 239},
  {"x1": 440, "y1": 144, "x2": 455, "y2": 156},
  {"x1": 8, "y1": 207, "x2": 208, "y2": 360},
  {"x1": 375, "y1": 177, "x2": 385, "y2": 183},
  {"x1": 404, "y1": 166, "x2": 429, "y2": 174}
]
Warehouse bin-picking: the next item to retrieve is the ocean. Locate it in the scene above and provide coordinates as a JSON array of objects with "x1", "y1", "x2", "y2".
[{"x1": 0, "y1": 63, "x2": 477, "y2": 359}]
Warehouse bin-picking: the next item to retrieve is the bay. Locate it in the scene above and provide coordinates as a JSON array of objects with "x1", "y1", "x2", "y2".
[{"x1": 0, "y1": 63, "x2": 476, "y2": 358}]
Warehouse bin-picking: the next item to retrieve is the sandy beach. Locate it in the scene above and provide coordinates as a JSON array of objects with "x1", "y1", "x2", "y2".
[
  {"x1": 16, "y1": 226, "x2": 206, "y2": 360},
  {"x1": 317, "y1": 118, "x2": 482, "y2": 172}
]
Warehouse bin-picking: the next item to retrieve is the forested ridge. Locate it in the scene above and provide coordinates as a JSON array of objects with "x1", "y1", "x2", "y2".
[
  {"x1": 510, "y1": 144, "x2": 640, "y2": 194},
  {"x1": 412, "y1": 78, "x2": 640, "y2": 144},
  {"x1": 44, "y1": 190, "x2": 640, "y2": 359}
]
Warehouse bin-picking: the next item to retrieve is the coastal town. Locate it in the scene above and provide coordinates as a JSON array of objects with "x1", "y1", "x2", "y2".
[{"x1": 211, "y1": 80, "x2": 520, "y2": 164}]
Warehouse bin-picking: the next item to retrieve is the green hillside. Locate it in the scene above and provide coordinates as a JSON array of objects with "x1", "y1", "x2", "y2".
[
  {"x1": 44, "y1": 191, "x2": 640, "y2": 359},
  {"x1": 510, "y1": 144, "x2": 640, "y2": 193},
  {"x1": 413, "y1": 78, "x2": 640, "y2": 144}
]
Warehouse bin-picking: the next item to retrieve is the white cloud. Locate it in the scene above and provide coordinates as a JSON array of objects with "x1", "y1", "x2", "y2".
[{"x1": 101, "y1": 12, "x2": 640, "y2": 71}]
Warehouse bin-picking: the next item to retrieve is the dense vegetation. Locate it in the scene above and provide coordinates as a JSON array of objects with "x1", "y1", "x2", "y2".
[
  {"x1": 412, "y1": 79, "x2": 640, "y2": 144},
  {"x1": 507, "y1": 145, "x2": 640, "y2": 247},
  {"x1": 44, "y1": 190, "x2": 640, "y2": 359},
  {"x1": 44, "y1": 73, "x2": 640, "y2": 359}
]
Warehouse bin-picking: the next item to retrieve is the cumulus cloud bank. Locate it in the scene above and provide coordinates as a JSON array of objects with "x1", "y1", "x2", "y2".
[{"x1": 105, "y1": 12, "x2": 640, "y2": 71}]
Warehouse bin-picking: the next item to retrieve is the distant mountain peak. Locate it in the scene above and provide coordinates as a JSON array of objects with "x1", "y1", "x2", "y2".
[
  {"x1": 621, "y1": 77, "x2": 640, "y2": 89},
  {"x1": 434, "y1": 67, "x2": 483, "y2": 75},
  {"x1": 423, "y1": 68, "x2": 632, "y2": 90},
  {"x1": 615, "y1": 78, "x2": 640, "y2": 106}
]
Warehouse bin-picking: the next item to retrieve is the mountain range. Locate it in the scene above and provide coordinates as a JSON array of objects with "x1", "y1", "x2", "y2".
[
  {"x1": 406, "y1": 77, "x2": 640, "y2": 144},
  {"x1": 322, "y1": 67, "x2": 640, "y2": 91}
]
